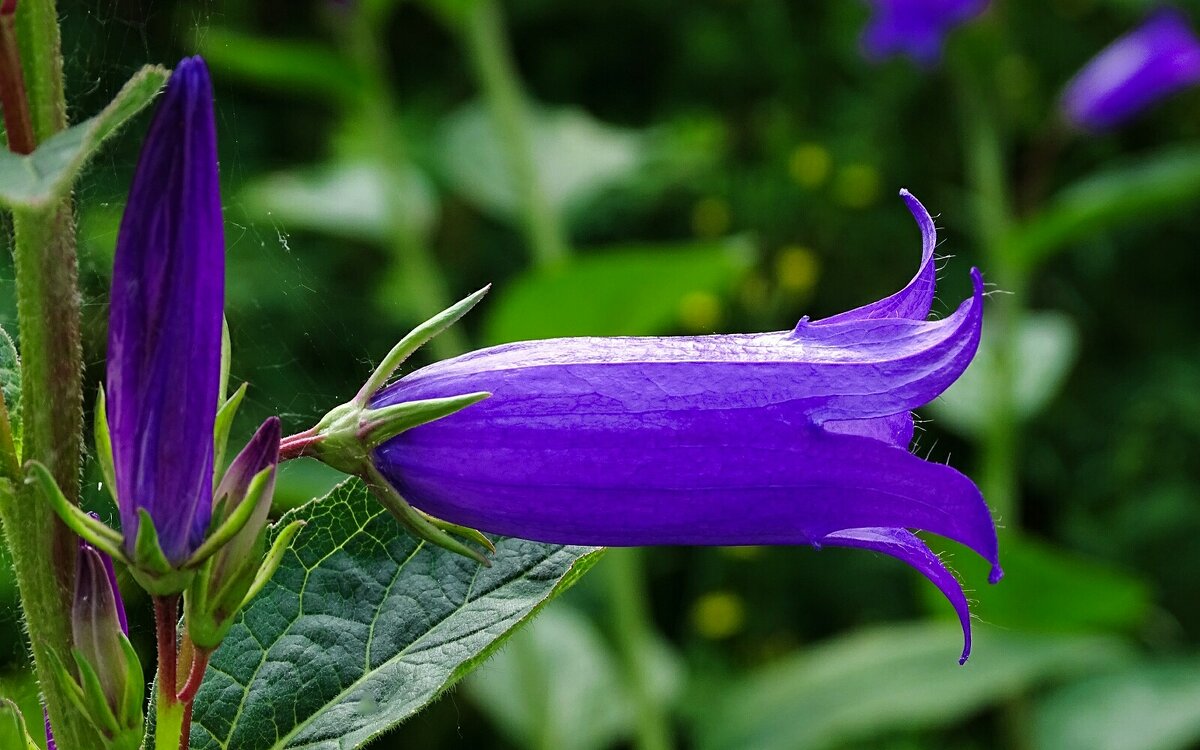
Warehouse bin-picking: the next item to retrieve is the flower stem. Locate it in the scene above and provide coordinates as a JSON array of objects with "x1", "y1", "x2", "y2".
[
  {"x1": 955, "y1": 50, "x2": 1022, "y2": 528},
  {"x1": 0, "y1": 1, "x2": 94, "y2": 747},
  {"x1": 606, "y1": 548, "x2": 673, "y2": 750},
  {"x1": 153, "y1": 595, "x2": 185, "y2": 750},
  {"x1": 278, "y1": 429, "x2": 319, "y2": 462},
  {"x1": 176, "y1": 646, "x2": 211, "y2": 705},
  {"x1": 460, "y1": 0, "x2": 570, "y2": 268},
  {"x1": 0, "y1": 3, "x2": 35, "y2": 154}
]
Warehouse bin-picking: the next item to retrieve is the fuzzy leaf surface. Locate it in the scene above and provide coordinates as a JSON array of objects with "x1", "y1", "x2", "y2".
[
  {"x1": 0, "y1": 66, "x2": 168, "y2": 210},
  {"x1": 190, "y1": 478, "x2": 602, "y2": 749}
]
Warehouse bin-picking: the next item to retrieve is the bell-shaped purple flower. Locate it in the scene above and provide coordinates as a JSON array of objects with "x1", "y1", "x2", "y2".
[
  {"x1": 1062, "y1": 10, "x2": 1200, "y2": 130},
  {"x1": 106, "y1": 56, "x2": 225, "y2": 565},
  {"x1": 371, "y1": 191, "x2": 999, "y2": 662},
  {"x1": 862, "y1": 0, "x2": 989, "y2": 66}
]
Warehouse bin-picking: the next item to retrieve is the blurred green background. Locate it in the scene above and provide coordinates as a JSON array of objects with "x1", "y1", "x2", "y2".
[{"x1": 5, "y1": 0, "x2": 1200, "y2": 748}]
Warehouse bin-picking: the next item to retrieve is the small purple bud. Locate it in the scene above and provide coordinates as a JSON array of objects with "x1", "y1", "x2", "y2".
[
  {"x1": 106, "y1": 56, "x2": 225, "y2": 565},
  {"x1": 187, "y1": 417, "x2": 281, "y2": 649},
  {"x1": 1062, "y1": 10, "x2": 1200, "y2": 130},
  {"x1": 210, "y1": 417, "x2": 280, "y2": 587},
  {"x1": 861, "y1": 0, "x2": 988, "y2": 66},
  {"x1": 72, "y1": 540, "x2": 129, "y2": 709}
]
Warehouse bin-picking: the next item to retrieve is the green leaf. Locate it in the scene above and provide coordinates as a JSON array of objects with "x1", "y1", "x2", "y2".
[
  {"x1": 928, "y1": 311, "x2": 1079, "y2": 438},
  {"x1": 0, "y1": 65, "x2": 168, "y2": 210},
  {"x1": 439, "y1": 101, "x2": 646, "y2": 222},
  {"x1": 919, "y1": 532, "x2": 1152, "y2": 634},
  {"x1": 1033, "y1": 660, "x2": 1200, "y2": 750},
  {"x1": 0, "y1": 697, "x2": 39, "y2": 750},
  {"x1": 0, "y1": 325, "x2": 20, "y2": 464},
  {"x1": 190, "y1": 478, "x2": 602, "y2": 749},
  {"x1": 484, "y1": 237, "x2": 754, "y2": 344},
  {"x1": 467, "y1": 605, "x2": 681, "y2": 750},
  {"x1": 1005, "y1": 146, "x2": 1200, "y2": 268},
  {"x1": 692, "y1": 623, "x2": 1133, "y2": 750},
  {"x1": 193, "y1": 27, "x2": 364, "y2": 104},
  {"x1": 238, "y1": 160, "x2": 438, "y2": 244}
]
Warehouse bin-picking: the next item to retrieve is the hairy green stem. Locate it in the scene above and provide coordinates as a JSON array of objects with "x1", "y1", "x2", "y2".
[
  {"x1": 607, "y1": 549, "x2": 673, "y2": 750},
  {"x1": 0, "y1": 1, "x2": 95, "y2": 746},
  {"x1": 461, "y1": 0, "x2": 570, "y2": 268},
  {"x1": 342, "y1": 11, "x2": 464, "y2": 359}
]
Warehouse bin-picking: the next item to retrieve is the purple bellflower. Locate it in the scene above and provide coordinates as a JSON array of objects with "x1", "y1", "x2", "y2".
[
  {"x1": 106, "y1": 56, "x2": 224, "y2": 565},
  {"x1": 1061, "y1": 9, "x2": 1200, "y2": 130},
  {"x1": 862, "y1": 0, "x2": 989, "y2": 66},
  {"x1": 366, "y1": 191, "x2": 999, "y2": 663}
]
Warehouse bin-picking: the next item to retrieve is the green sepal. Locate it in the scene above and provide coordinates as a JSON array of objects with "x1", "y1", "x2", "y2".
[
  {"x1": 353, "y1": 286, "x2": 490, "y2": 405},
  {"x1": 46, "y1": 648, "x2": 90, "y2": 722},
  {"x1": 364, "y1": 464, "x2": 491, "y2": 566},
  {"x1": 70, "y1": 647, "x2": 143, "y2": 750},
  {"x1": 419, "y1": 510, "x2": 497, "y2": 554},
  {"x1": 240, "y1": 518, "x2": 305, "y2": 609},
  {"x1": 0, "y1": 697, "x2": 40, "y2": 750},
  {"x1": 94, "y1": 386, "x2": 118, "y2": 502},
  {"x1": 71, "y1": 650, "x2": 121, "y2": 735},
  {"x1": 186, "y1": 465, "x2": 271, "y2": 568},
  {"x1": 361, "y1": 391, "x2": 491, "y2": 448},
  {"x1": 117, "y1": 636, "x2": 146, "y2": 735},
  {"x1": 188, "y1": 515, "x2": 304, "y2": 650},
  {"x1": 219, "y1": 317, "x2": 232, "y2": 406},
  {"x1": 25, "y1": 461, "x2": 127, "y2": 561},
  {"x1": 127, "y1": 510, "x2": 194, "y2": 595},
  {"x1": 212, "y1": 382, "x2": 248, "y2": 480}
]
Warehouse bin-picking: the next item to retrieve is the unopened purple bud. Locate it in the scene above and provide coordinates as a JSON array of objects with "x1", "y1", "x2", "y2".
[
  {"x1": 210, "y1": 417, "x2": 280, "y2": 585},
  {"x1": 72, "y1": 541, "x2": 129, "y2": 708},
  {"x1": 371, "y1": 191, "x2": 999, "y2": 661},
  {"x1": 106, "y1": 56, "x2": 225, "y2": 565},
  {"x1": 1062, "y1": 10, "x2": 1200, "y2": 131},
  {"x1": 861, "y1": 0, "x2": 988, "y2": 66}
]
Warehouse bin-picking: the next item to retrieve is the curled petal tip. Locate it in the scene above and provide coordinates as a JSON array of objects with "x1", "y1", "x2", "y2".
[{"x1": 989, "y1": 563, "x2": 1004, "y2": 584}]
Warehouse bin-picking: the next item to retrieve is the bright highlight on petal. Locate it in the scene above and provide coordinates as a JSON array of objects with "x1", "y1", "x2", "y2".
[{"x1": 369, "y1": 190, "x2": 999, "y2": 661}]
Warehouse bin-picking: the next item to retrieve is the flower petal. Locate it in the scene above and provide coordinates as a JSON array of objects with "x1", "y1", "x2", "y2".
[
  {"x1": 106, "y1": 57, "x2": 224, "y2": 563},
  {"x1": 376, "y1": 412, "x2": 1001, "y2": 580},
  {"x1": 816, "y1": 189, "x2": 937, "y2": 325},
  {"x1": 823, "y1": 527, "x2": 973, "y2": 663},
  {"x1": 814, "y1": 190, "x2": 938, "y2": 447},
  {"x1": 377, "y1": 268, "x2": 983, "y2": 429}
]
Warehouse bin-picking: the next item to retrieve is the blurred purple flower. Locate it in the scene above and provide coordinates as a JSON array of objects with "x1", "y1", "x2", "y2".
[
  {"x1": 862, "y1": 0, "x2": 988, "y2": 66},
  {"x1": 1062, "y1": 10, "x2": 1200, "y2": 130},
  {"x1": 106, "y1": 56, "x2": 225, "y2": 564},
  {"x1": 372, "y1": 191, "x2": 999, "y2": 662}
]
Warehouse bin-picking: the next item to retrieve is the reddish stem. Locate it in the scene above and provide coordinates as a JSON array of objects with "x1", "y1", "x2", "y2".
[
  {"x1": 180, "y1": 702, "x2": 194, "y2": 750},
  {"x1": 176, "y1": 647, "x2": 210, "y2": 704},
  {"x1": 0, "y1": 1, "x2": 36, "y2": 155},
  {"x1": 153, "y1": 595, "x2": 180, "y2": 707},
  {"x1": 279, "y1": 429, "x2": 319, "y2": 461}
]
